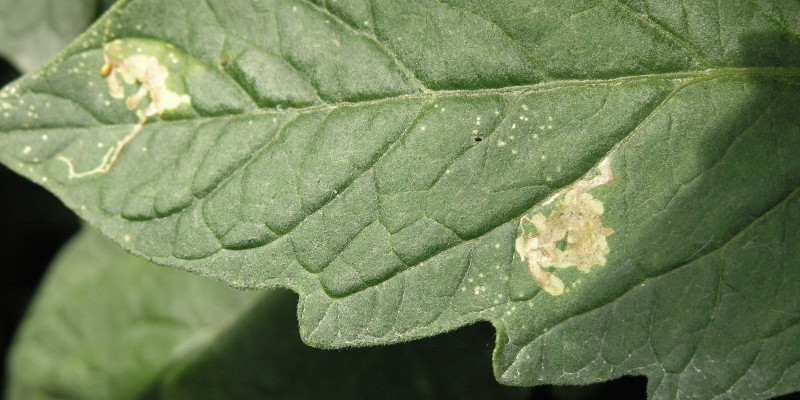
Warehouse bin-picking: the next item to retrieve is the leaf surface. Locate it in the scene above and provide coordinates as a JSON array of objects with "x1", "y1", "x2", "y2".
[
  {"x1": 1, "y1": 0, "x2": 800, "y2": 397},
  {"x1": 7, "y1": 228, "x2": 523, "y2": 399}
]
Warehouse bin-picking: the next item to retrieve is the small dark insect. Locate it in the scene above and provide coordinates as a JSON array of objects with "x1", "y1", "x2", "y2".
[{"x1": 219, "y1": 55, "x2": 231, "y2": 70}]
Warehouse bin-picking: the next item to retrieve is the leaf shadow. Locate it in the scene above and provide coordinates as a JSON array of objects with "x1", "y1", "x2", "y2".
[{"x1": 623, "y1": 29, "x2": 800, "y2": 399}]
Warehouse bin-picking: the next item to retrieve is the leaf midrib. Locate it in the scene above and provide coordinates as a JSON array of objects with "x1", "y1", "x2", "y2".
[{"x1": 6, "y1": 67, "x2": 799, "y2": 135}]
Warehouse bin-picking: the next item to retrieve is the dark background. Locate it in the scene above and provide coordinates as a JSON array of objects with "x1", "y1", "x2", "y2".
[{"x1": 0, "y1": 58, "x2": 82, "y2": 392}]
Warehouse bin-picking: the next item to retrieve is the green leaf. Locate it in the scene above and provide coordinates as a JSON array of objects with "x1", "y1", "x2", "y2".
[
  {"x1": 1, "y1": 0, "x2": 799, "y2": 397},
  {"x1": 7, "y1": 227, "x2": 525, "y2": 399},
  {"x1": 0, "y1": 0, "x2": 100, "y2": 72}
]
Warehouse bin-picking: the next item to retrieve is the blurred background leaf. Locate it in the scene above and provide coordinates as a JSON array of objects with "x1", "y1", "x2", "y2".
[
  {"x1": 0, "y1": 0, "x2": 104, "y2": 72},
  {"x1": 6, "y1": 228, "x2": 528, "y2": 400}
]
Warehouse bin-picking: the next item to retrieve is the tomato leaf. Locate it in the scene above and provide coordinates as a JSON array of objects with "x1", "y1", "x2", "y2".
[{"x1": 2, "y1": 1, "x2": 799, "y2": 397}]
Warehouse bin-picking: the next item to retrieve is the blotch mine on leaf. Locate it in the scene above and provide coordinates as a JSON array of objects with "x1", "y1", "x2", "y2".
[
  {"x1": 57, "y1": 38, "x2": 193, "y2": 179},
  {"x1": 515, "y1": 158, "x2": 614, "y2": 296},
  {"x1": 102, "y1": 39, "x2": 192, "y2": 118}
]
